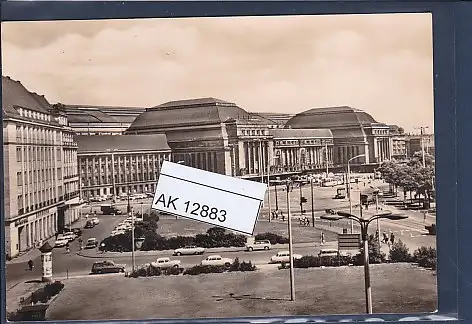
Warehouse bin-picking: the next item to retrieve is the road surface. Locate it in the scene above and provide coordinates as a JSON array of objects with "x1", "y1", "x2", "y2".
[{"x1": 6, "y1": 178, "x2": 435, "y2": 288}]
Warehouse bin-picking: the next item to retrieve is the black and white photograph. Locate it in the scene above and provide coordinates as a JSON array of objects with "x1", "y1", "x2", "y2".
[{"x1": 2, "y1": 13, "x2": 437, "y2": 321}]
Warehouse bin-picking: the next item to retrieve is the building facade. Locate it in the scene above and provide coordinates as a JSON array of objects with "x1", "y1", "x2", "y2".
[
  {"x1": 75, "y1": 134, "x2": 171, "y2": 199},
  {"x1": 125, "y1": 98, "x2": 335, "y2": 178},
  {"x1": 285, "y1": 106, "x2": 394, "y2": 166},
  {"x1": 407, "y1": 134, "x2": 435, "y2": 157},
  {"x1": 270, "y1": 129, "x2": 334, "y2": 174},
  {"x1": 3, "y1": 76, "x2": 80, "y2": 259},
  {"x1": 62, "y1": 104, "x2": 145, "y2": 136}
]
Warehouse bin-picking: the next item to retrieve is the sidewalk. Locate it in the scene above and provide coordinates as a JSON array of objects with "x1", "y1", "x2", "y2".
[
  {"x1": 6, "y1": 280, "x2": 43, "y2": 313},
  {"x1": 7, "y1": 217, "x2": 88, "y2": 265}
]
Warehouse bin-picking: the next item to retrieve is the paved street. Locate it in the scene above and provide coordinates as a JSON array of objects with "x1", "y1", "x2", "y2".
[{"x1": 6, "y1": 178, "x2": 435, "y2": 289}]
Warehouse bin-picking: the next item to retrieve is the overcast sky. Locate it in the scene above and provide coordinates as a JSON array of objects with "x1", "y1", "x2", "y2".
[{"x1": 1, "y1": 14, "x2": 433, "y2": 133}]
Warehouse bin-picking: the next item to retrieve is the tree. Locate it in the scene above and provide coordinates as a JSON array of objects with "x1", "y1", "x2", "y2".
[
  {"x1": 379, "y1": 153, "x2": 435, "y2": 206},
  {"x1": 389, "y1": 240, "x2": 411, "y2": 262}
]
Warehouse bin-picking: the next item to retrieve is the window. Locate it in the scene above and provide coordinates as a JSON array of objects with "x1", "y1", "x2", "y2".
[
  {"x1": 16, "y1": 147, "x2": 22, "y2": 162},
  {"x1": 57, "y1": 148, "x2": 61, "y2": 161},
  {"x1": 17, "y1": 172, "x2": 22, "y2": 186}
]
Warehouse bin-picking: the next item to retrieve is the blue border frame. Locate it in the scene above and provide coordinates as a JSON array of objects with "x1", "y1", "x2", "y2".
[{"x1": 1, "y1": 1, "x2": 468, "y2": 323}]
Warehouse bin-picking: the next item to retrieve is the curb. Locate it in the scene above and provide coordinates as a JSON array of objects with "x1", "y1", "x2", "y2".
[{"x1": 77, "y1": 241, "x2": 337, "y2": 259}]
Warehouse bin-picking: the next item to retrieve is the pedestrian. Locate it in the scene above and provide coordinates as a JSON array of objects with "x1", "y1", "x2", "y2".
[
  {"x1": 321, "y1": 232, "x2": 325, "y2": 245},
  {"x1": 382, "y1": 232, "x2": 388, "y2": 243},
  {"x1": 27, "y1": 259, "x2": 34, "y2": 271},
  {"x1": 66, "y1": 242, "x2": 71, "y2": 254},
  {"x1": 423, "y1": 212, "x2": 427, "y2": 223},
  {"x1": 282, "y1": 214, "x2": 285, "y2": 222},
  {"x1": 55, "y1": 233, "x2": 59, "y2": 240},
  {"x1": 390, "y1": 233, "x2": 395, "y2": 245}
]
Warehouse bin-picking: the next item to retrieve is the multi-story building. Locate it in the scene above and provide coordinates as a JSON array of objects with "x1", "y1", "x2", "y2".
[
  {"x1": 3, "y1": 76, "x2": 80, "y2": 259},
  {"x1": 285, "y1": 106, "x2": 394, "y2": 166},
  {"x1": 125, "y1": 97, "x2": 335, "y2": 178},
  {"x1": 62, "y1": 104, "x2": 145, "y2": 136},
  {"x1": 407, "y1": 133, "x2": 435, "y2": 157},
  {"x1": 75, "y1": 134, "x2": 171, "y2": 199},
  {"x1": 389, "y1": 125, "x2": 408, "y2": 159}
]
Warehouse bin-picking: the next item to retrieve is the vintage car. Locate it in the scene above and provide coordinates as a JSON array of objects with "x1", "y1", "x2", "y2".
[
  {"x1": 91, "y1": 260, "x2": 126, "y2": 274},
  {"x1": 173, "y1": 245, "x2": 205, "y2": 256},
  {"x1": 200, "y1": 255, "x2": 232, "y2": 267}
]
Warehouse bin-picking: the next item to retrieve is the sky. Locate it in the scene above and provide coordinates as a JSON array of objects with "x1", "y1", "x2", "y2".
[{"x1": 1, "y1": 14, "x2": 434, "y2": 133}]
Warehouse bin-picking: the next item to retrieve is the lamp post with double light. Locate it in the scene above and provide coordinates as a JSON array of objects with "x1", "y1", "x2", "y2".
[
  {"x1": 285, "y1": 179, "x2": 296, "y2": 301},
  {"x1": 347, "y1": 154, "x2": 366, "y2": 233},
  {"x1": 321, "y1": 211, "x2": 407, "y2": 314}
]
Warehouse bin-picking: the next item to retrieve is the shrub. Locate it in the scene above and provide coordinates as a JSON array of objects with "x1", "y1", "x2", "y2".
[
  {"x1": 389, "y1": 240, "x2": 411, "y2": 262},
  {"x1": 183, "y1": 265, "x2": 226, "y2": 275},
  {"x1": 294, "y1": 255, "x2": 320, "y2": 268},
  {"x1": 228, "y1": 257, "x2": 257, "y2": 272},
  {"x1": 255, "y1": 232, "x2": 289, "y2": 244},
  {"x1": 294, "y1": 255, "x2": 351, "y2": 268},
  {"x1": 128, "y1": 264, "x2": 183, "y2": 278},
  {"x1": 352, "y1": 236, "x2": 386, "y2": 266},
  {"x1": 30, "y1": 281, "x2": 64, "y2": 304},
  {"x1": 412, "y1": 246, "x2": 437, "y2": 270}
]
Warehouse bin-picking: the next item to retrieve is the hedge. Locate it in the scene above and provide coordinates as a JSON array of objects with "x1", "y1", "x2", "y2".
[
  {"x1": 183, "y1": 258, "x2": 257, "y2": 276},
  {"x1": 101, "y1": 226, "x2": 248, "y2": 252},
  {"x1": 254, "y1": 232, "x2": 289, "y2": 245},
  {"x1": 128, "y1": 264, "x2": 183, "y2": 278},
  {"x1": 294, "y1": 255, "x2": 352, "y2": 268}
]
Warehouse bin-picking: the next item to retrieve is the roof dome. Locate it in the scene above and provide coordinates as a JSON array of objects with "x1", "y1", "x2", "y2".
[
  {"x1": 286, "y1": 106, "x2": 378, "y2": 129},
  {"x1": 126, "y1": 97, "x2": 252, "y2": 132}
]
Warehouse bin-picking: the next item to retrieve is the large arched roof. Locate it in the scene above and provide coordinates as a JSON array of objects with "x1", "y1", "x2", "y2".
[
  {"x1": 286, "y1": 106, "x2": 379, "y2": 130},
  {"x1": 126, "y1": 97, "x2": 254, "y2": 132}
]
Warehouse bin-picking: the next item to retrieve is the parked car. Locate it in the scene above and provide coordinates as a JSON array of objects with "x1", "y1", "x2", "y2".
[
  {"x1": 150, "y1": 257, "x2": 181, "y2": 269},
  {"x1": 318, "y1": 248, "x2": 340, "y2": 258},
  {"x1": 91, "y1": 217, "x2": 100, "y2": 225},
  {"x1": 85, "y1": 220, "x2": 95, "y2": 229},
  {"x1": 64, "y1": 227, "x2": 82, "y2": 237},
  {"x1": 245, "y1": 240, "x2": 271, "y2": 252},
  {"x1": 201, "y1": 255, "x2": 232, "y2": 267},
  {"x1": 85, "y1": 238, "x2": 99, "y2": 249},
  {"x1": 110, "y1": 229, "x2": 126, "y2": 236},
  {"x1": 270, "y1": 251, "x2": 303, "y2": 264},
  {"x1": 54, "y1": 237, "x2": 70, "y2": 248},
  {"x1": 91, "y1": 260, "x2": 126, "y2": 274},
  {"x1": 173, "y1": 245, "x2": 205, "y2": 256},
  {"x1": 62, "y1": 232, "x2": 76, "y2": 242}
]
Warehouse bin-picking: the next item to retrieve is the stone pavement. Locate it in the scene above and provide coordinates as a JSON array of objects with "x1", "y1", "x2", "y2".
[{"x1": 5, "y1": 280, "x2": 43, "y2": 314}]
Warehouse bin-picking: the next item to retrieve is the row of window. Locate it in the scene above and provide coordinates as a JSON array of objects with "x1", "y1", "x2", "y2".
[
  {"x1": 275, "y1": 139, "x2": 331, "y2": 146},
  {"x1": 17, "y1": 168, "x2": 60, "y2": 185},
  {"x1": 16, "y1": 146, "x2": 64, "y2": 162},
  {"x1": 15, "y1": 124, "x2": 62, "y2": 145},
  {"x1": 372, "y1": 129, "x2": 389, "y2": 135},
  {"x1": 81, "y1": 172, "x2": 159, "y2": 187},
  {"x1": 239, "y1": 129, "x2": 267, "y2": 136}
]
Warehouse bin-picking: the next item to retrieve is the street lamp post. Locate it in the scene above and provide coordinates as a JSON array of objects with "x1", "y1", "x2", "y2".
[
  {"x1": 370, "y1": 187, "x2": 381, "y2": 246},
  {"x1": 347, "y1": 154, "x2": 366, "y2": 233},
  {"x1": 131, "y1": 206, "x2": 136, "y2": 272},
  {"x1": 286, "y1": 180, "x2": 296, "y2": 301},
  {"x1": 310, "y1": 177, "x2": 315, "y2": 227},
  {"x1": 321, "y1": 211, "x2": 408, "y2": 314},
  {"x1": 267, "y1": 149, "x2": 271, "y2": 223}
]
